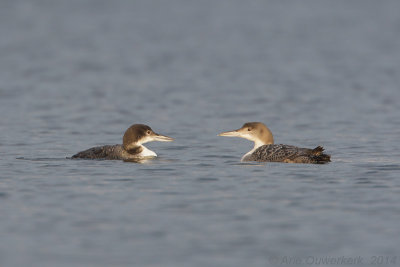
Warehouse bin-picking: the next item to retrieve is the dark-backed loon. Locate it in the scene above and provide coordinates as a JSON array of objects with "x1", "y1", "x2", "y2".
[
  {"x1": 72, "y1": 124, "x2": 173, "y2": 160},
  {"x1": 218, "y1": 122, "x2": 331, "y2": 164}
]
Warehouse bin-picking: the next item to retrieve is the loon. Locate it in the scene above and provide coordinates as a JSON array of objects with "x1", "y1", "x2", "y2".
[
  {"x1": 218, "y1": 122, "x2": 331, "y2": 164},
  {"x1": 72, "y1": 124, "x2": 173, "y2": 160}
]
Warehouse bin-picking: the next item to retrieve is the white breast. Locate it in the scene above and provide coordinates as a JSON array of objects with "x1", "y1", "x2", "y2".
[{"x1": 138, "y1": 145, "x2": 157, "y2": 157}]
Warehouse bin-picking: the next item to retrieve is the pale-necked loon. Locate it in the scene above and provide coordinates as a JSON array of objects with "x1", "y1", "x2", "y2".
[
  {"x1": 218, "y1": 122, "x2": 331, "y2": 164},
  {"x1": 72, "y1": 124, "x2": 173, "y2": 160}
]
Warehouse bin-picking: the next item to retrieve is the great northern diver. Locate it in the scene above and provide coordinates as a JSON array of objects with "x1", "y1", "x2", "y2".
[
  {"x1": 218, "y1": 122, "x2": 331, "y2": 164},
  {"x1": 72, "y1": 124, "x2": 173, "y2": 160}
]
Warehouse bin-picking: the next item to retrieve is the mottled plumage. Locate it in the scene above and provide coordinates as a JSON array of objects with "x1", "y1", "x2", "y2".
[
  {"x1": 243, "y1": 144, "x2": 330, "y2": 164},
  {"x1": 71, "y1": 145, "x2": 135, "y2": 160},
  {"x1": 219, "y1": 122, "x2": 331, "y2": 164}
]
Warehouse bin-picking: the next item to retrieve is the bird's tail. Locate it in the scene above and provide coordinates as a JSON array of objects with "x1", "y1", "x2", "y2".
[{"x1": 311, "y1": 146, "x2": 331, "y2": 163}]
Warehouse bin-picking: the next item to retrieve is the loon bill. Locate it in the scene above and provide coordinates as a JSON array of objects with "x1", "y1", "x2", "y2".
[
  {"x1": 218, "y1": 122, "x2": 331, "y2": 164},
  {"x1": 71, "y1": 124, "x2": 174, "y2": 160}
]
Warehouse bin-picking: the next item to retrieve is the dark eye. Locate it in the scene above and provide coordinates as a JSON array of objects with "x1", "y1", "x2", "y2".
[
  {"x1": 247, "y1": 128, "x2": 251, "y2": 131},
  {"x1": 146, "y1": 130, "x2": 151, "y2": 135}
]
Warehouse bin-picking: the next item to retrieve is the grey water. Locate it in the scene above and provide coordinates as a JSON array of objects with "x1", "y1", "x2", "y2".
[{"x1": 1, "y1": 0, "x2": 400, "y2": 266}]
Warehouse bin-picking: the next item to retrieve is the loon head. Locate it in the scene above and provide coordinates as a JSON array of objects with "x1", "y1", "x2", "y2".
[
  {"x1": 218, "y1": 122, "x2": 274, "y2": 149},
  {"x1": 123, "y1": 124, "x2": 174, "y2": 152}
]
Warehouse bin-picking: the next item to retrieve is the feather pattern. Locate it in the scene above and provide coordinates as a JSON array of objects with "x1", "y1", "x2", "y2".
[
  {"x1": 71, "y1": 145, "x2": 133, "y2": 160},
  {"x1": 243, "y1": 144, "x2": 331, "y2": 164}
]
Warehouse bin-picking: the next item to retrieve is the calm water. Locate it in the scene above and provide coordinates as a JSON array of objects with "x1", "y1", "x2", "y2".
[{"x1": 1, "y1": 1, "x2": 400, "y2": 266}]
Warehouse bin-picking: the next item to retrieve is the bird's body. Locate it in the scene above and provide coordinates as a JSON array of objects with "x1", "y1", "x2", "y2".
[
  {"x1": 71, "y1": 145, "x2": 135, "y2": 160},
  {"x1": 242, "y1": 144, "x2": 330, "y2": 163},
  {"x1": 219, "y1": 122, "x2": 330, "y2": 164},
  {"x1": 71, "y1": 124, "x2": 173, "y2": 160}
]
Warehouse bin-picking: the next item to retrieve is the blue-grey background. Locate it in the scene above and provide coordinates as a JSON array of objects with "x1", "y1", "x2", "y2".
[{"x1": 1, "y1": 0, "x2": 400, "y2": 266}]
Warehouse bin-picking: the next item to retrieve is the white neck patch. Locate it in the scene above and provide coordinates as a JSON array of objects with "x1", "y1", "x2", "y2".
[{"x1": 138, "y1": 145, "x2": 157, "y2": 158}]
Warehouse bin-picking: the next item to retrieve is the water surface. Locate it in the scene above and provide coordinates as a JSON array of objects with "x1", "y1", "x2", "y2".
[{"x1": 1, "y1": 1, "x2": 400, "y2": 266}]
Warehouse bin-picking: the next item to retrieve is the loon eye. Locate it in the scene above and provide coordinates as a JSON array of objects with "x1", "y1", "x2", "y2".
[{"x1": 146, "y1": 130, "x2": 151, "y2": 135}]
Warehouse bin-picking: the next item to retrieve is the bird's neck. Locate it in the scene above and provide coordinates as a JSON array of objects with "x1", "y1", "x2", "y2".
[
  {"x1": 253, "y1": 140, "x2": 267, "y2": 150},
  {"x1": 125, "y1": 144, "x2": 157, "y2": 157},
  {"x1": 241, "y1": 140, "x2": 271, "y2": 162}
]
